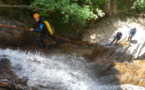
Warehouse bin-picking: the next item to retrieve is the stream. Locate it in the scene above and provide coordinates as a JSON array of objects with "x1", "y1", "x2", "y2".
[{"x1": 0, "y1": 49, "x2": 144, "y2": 90}]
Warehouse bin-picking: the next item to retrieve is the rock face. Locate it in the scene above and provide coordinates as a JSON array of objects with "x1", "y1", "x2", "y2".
[
  {"x1": 82, "y1": 16, "x2": 145, "y2": 87},
  {"x1": 96, "y1": 60, "x2": 145, "y2": 86},
  {"x1": 83, "y1": 16, "x2": 145, "y2": 59},
  {"x1": 114, "y1": 60, "x2": 145, "y2": 86},
  {"x1": 0, "y1": 58, "x2": 17, "y2": 80},
  {"x1": 0, "y1": 16, "x2": 32, "y2": 46}
]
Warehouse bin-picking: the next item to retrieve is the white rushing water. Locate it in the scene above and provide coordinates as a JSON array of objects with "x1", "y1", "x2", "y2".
[{"x1": 0, "y1": 49, "x2": 145, "y2": 90}]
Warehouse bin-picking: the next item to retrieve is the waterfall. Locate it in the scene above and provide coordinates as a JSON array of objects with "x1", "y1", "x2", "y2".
[{"x1": 0, "y1": 49, "x2": 144, "y2": 90}]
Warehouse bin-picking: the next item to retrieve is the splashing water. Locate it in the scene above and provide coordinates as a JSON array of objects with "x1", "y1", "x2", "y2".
[
  {"x1": 0, "y1": 49, "x2": 144, "y2": 90},
  {"x1": 0, "y1": 49, "x2": 98, "y2": 90}
]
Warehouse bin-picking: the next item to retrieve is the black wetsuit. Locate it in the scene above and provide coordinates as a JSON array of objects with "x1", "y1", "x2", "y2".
[
  {"x1": 110, "y1": 32, "x2": 122, "y2": 45},
  {"x1": 34, "y1": 20, "x2": 49, "y2": 49}
]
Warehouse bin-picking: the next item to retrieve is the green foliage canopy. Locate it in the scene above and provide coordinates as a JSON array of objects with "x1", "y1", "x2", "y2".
[
  {"x1": 131, "y1": 0, "x2": 145, "y2": 11},
  {"x1": 31, "y1": 0, "x2": 105, "y2": 26}
]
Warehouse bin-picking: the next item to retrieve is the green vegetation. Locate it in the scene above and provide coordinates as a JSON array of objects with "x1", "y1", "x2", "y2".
[
  {"x1": 1, "y1": 0, "x2": 145, "y2": 26},
  {"x1": 131, "y1": 0, "x2": 145, "y2": 11},
  {"x1": 31, "y1": 0, "x2": 106, "y2": 26},
  {"x1": 30, "y1": 0, "x2": 107, "y2": 39}
]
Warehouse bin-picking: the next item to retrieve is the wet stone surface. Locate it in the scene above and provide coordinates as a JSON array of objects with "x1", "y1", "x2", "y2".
[{"x1": 0, "y1": 58, "x2": 28, "y2": 90}]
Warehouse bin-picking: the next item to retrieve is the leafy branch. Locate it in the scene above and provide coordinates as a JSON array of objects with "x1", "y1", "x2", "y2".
[{"x1": 0, "y1": 4, "x2": 52, "y2": 11}]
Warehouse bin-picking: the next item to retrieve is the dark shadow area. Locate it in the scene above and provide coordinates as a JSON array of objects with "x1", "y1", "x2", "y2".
[
  {"x1": 83, "y1": 44, "x2": 124, "y2": 90},
  {"x1": 87, "y1": 38, "x2": 145, "y2": 88},
  {"x1": 130, "y1": 40, "x2": 138, "y2": 44}
]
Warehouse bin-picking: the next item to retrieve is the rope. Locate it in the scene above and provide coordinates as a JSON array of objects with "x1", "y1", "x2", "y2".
[
  {"x1": 0, "y1": 24, "x2": 109, "y2": 44},
  {"x1": 0, "y1": 24, "x2": 30, "y2": 30},
  {"x1": 51, "y1": 34, "x2": 90, "y2": 44}
]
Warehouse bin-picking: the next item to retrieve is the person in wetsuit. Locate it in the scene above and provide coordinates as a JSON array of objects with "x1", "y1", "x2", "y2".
[
  {"x1": 110, "y1": 31, "x2": 122, "y2": 45},
  {"x1": 30, "y1": 13, "x2": 49, "y2": 51},
  {"x1": 127, "y1": 27, "x2": 136, "y2": 42}
]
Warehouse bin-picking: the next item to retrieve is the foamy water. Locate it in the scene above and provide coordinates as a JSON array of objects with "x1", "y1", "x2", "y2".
[{"x1": 0, "y1": 49, "x2": 144, "y2": 90}]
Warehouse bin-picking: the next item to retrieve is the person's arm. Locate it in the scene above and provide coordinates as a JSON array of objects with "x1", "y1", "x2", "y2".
[
  {"x1": 34, "y1": 23, "x2": 44, "y2": 31},
  {"x1": 133, "y1": 31, "x2": 137, "y2": 36}
]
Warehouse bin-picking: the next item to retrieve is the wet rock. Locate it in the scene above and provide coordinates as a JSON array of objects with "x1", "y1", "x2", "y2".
[
  {"x1": 114, "y1": 60, "x2": 145, "y2": 86},
  {"x1": 95, "y1": 60, "x2": 114, "y2": 76},
  {"x1": 0, "y1": 58, "x2": 10, "y2": 69},
  {"x1": 15, "y1": 76, "x2": 28, "y2": 86},
  {"x1": 0, "y1": 80, "x2": 14, "y2": 89},
  {"x1": 98, "y1": 75, "x2": 119, "y2": 85},
  {"x1": 0, "y1": 58, "x2": 28, "y2": 89},
  {"x1": 0, "y1": 58, "x2": 17, "y2": 80},
  {"x1": 92, "y1": 44, "x2": 108, "y2": 58},
  {"x1": 0, "y1": 16, "x2": 32, "y2": 46},
  {"x1": 98, "y1": 60, "x2": 145, "y2": 86}
]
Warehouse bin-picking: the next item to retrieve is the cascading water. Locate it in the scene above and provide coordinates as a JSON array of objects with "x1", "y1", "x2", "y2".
[{"x1": 0, "y1": 49, "x2": 145, "y2": 90}]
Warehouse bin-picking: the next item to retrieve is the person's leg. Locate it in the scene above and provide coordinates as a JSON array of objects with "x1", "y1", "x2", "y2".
[
  {"x1": 128, "y1": 34, "x2": 132, "y2": 42},
  {"x1": 115, "y1": 39, "x2": 119, "y2": 45},
  {"x1": 40, "y1": 40, "x2": 46, "y2": 49},
  {"x1": 36, "y1": 35, "x2": 48, "y2": 49},
  {"x1": 115, "y1": 40, "x2": 118, "y2": 45},
  {"x1": 36, "y1": 37, "x2": 43, "y2": 49},
  {"x1": 110, "y1": 38, "x2": 116, "y2": 45},
  {"x1": 129, "y1": 35, "x2": 133, "y2": 42},
  {"x1": 115, "y1": 37, "x2": 121, "y2": 45}
]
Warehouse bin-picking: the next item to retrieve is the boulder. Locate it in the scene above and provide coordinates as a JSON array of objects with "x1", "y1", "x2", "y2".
[
  {"x1": 0, "y1": 58, "x2": 17, "y2": 80},
  {"x1": 0, "y1": 16, "x2": 32, "y2": 46},
  {"x1": 0, "y1": 58, "x2": 28, "y2": 89}
]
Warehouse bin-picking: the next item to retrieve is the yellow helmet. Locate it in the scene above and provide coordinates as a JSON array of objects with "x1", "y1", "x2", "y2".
[{"x1": 33, "y1": 13, "x2": 40, "y2": 19}]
